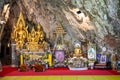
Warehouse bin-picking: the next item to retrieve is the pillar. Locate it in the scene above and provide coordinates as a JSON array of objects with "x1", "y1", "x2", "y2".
[{"x1": 11, "y1": 43, "x2": 17, "y2": 67}]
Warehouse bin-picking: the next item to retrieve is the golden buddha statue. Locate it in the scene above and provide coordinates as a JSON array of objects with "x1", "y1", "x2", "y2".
[
  {"x1": 74, "y1": 45, "x2": 82, "y2": 57},
  {"x1": 27, "y1": 27, "x2": 39, "y2": 52},
  {"x1": 11, "y1": 12, "x2": 28, "y2": 49}
]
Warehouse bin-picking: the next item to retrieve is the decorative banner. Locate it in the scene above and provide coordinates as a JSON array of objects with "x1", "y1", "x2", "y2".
[
  {"x1": 100, "y1": 55, "x2": 106, "y2": 63},
  {"x1": 117, "y1": 61, "x2": 120, "y2": 71},
  {"x1": 55, "y1": 50, "x2": 65, "y2": 62},
  {"x1": 96, "y1": 54, "x2": 101, "y2": 62},
  {"x1": 88, "y1": 43, "x2": 96, "y2": 60}
]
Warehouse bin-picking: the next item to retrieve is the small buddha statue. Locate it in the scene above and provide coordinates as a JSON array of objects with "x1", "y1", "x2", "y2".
[{"x1": 74, "y1": 45, "x2": 82, "y2": 57}]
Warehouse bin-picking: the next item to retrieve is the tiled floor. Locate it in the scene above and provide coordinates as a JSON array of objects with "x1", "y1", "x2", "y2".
[{"x1": 0, "y1": 76, "x2": 120, "y2": 80}]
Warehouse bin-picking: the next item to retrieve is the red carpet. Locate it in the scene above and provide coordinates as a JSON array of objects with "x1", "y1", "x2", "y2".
[{"x1": 0, "y1": 66, "x2": 120, "y2": 76}]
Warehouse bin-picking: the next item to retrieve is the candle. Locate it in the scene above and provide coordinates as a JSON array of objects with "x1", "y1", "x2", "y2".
[
  {"x1": 48, "y1": 54, "x2": 52, "y2": 67},
  {"x1": 20, "y1": 54, "x2": 23, "y2": 65}
]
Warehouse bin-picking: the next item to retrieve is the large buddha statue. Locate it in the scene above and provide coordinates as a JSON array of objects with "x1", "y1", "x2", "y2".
[{"x1": 11, "y1": 12, "x2": 28, "y2": 49}]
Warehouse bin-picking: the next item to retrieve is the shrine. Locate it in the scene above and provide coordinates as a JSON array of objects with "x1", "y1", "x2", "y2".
[
  {"x1": 68, "y1": 41, "x2": 88, "y2": 70},
  {"x1": 0, "y1": 0, "x2": 120, "y2": 80},
  {"x1": 53, "y1": 23, "x2": 66, "y2": 67},
  {"x1": 10, "y1": 12, "x2": 52, "y2": 71},
  {"x1": 2, "y1": 12, "x2": 119, "y2": 71}
]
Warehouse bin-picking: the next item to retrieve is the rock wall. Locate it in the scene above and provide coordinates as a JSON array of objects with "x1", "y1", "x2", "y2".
[{"x1": 1, "y1": 0, "x2": 120, "y2": 53}]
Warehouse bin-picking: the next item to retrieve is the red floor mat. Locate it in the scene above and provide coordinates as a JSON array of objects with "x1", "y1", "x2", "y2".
[{"x1": 0, "y1": 66, "x2": 120, "y2": 76}]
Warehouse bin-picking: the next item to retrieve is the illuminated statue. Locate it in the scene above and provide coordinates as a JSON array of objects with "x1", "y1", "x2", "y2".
[{"x1": 11, "y1": 12, "x2": 28, "y2": 49}]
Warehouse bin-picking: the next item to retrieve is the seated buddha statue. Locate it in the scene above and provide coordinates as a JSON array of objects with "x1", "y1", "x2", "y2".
[
  {"x1": 74, "y1": 45, "x2": 83, "y2": 57},
  {"x1": 27, "y1": 27, "x2": 37, "y2": 42},
  {"x1": 27, "y1": 27, "x2": 39, "y2": 51}
]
